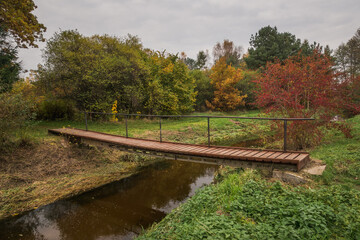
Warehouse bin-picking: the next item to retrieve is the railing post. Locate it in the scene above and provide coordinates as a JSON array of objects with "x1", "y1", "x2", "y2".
[
  {"x1": 283, "y1": 120, "x2": 287, "y2": 152},
  {"x1": 125, "y1": 115, "x2": 128, "y2": 138},
  {"x1": 207, "y1": 117, "x2": 210, "y2": 147},
  {"x1": 159, "y1": 117, "x2": 162, "y2": 142},
  {"x1": 84, "y1": 111, "x2": 88, "y2": 131}
]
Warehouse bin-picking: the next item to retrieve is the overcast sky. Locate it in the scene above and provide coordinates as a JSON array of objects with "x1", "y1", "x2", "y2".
[{"x1": 19, "y1": 0, "x2": 360, "y2": 73}]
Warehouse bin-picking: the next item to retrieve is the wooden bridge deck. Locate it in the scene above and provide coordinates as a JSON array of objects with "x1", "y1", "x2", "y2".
[{"x1": 49, "y1": 128, "x2": 310, "y2": 171}]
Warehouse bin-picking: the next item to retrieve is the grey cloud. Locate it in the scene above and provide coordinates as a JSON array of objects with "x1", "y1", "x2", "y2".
[{"x1": 18, "y1": 0, "x2": 360, "y2": 73}]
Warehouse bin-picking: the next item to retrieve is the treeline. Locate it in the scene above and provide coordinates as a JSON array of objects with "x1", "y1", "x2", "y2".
[{"x1": 36, "y1": 30, "x2": 196, "y2": 115}]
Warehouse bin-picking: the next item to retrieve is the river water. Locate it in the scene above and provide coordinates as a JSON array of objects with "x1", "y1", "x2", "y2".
[{"x1": 0, "y1": 160, "x2": 218, "y2": 239}]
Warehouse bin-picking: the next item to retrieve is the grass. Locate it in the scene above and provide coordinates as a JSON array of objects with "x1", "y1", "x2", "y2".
[
  {"x1": 310, "y1": 115, "x2": 360, "y2": 188},
  {"x1": 138, "y1": 169, "x2": 360, "y2": 240},
  {"x1": 26, "y1": 110, "x2": 272, "y2": 147},
  {"x1": 136, "y1": 114, "x2": 360, "y2": 239}
]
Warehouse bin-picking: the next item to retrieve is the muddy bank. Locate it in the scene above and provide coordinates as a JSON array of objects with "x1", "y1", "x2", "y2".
[{"x1": 0, "y1": 138, "x2": 156, "y2": 220}]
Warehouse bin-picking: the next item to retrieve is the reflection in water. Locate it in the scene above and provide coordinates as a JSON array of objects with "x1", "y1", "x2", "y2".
[{"x1": 0, "y1": 160, "x2": 218, "y2": 239}]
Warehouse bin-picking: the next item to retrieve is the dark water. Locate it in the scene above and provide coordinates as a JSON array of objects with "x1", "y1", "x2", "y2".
[{"x1": 0, "y1": 160, "x2": 218, "y2": 240}]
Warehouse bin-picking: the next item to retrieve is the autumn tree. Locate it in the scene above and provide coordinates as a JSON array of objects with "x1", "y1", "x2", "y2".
[
  {"x1": 206, "y1": 57, "x2": 246, "y2": 111},
  {"x1": 0, "y1": 0, "x2": 46, "y2": 48},
  {"x1": 213, "y1": 40, "x2": 242, "y2": 67},
  {"x1": 255, "y1": 50, "x2": 341, "y2": 149}
]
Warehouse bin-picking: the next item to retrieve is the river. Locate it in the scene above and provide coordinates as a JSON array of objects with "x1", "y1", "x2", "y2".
[{"x1": 0, "y1": 160, "x2": 218, "y2": 239}]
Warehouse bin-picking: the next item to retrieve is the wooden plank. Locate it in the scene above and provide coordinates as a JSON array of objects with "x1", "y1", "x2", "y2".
[
  {"x1": 294, "y1": 154, "x2": 309, "y2": 161},
  {"x1": 284, "y1": 153, "x2": 300, "y2": 160},
  {"x1": 243, "y1": 151, "x2": 261, "y2": 157},
  {"x1": 276, "y1": 153, "x2": 292, "y2": 160},
  {"x1": 252, "y1": 151, "x2": 268, "y2": 158}
]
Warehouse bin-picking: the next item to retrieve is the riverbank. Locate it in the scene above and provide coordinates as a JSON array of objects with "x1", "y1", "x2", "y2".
[
  {"x1": 0, "y1": 110, "x2": 264, "y2": 221},
  {"x1": 138, "y1": 115, "x2": 360, "y2": 239},
  {"x1": 0, "y1": 137, "x2": 156, "y2": 220}
]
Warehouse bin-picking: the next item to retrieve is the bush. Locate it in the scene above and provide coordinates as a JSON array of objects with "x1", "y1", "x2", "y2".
[
  {"x1": 37, "y1": 99, "x2": 75, "y2": 120},
  {"x1": 0, "y1": 93, "x2": 34, "y2": 151}
]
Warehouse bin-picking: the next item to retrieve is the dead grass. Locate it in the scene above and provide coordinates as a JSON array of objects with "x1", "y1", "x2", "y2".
[{"x1": 0, "y1": 138, "x2": 156, "y2": 220}]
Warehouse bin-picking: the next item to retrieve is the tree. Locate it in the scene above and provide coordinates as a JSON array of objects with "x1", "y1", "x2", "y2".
[
  {"x1": 254, "y1": 50, "x2": 341, "y2": 149},
  {"x1": 335, "y1": 28, "x2": 360, "y2": 80},
  {"x1": 206, "y1": 57, "x2": 247, "y2": 111},
  {"x1": 245, "y1": 26, "x2": 302, "y2": 69},
  {"x1": 196, "y1": 50, "x2": 209, "y2": 69},
  {"x1": 334, "y1": 27, "x2": 360, "y2": 116},
  {"x1": 191, "y1": 69, "x2": 213, "y2": 111},
  {"x1": 37, "y1": 30, "x2": 148, "y2": 113},
  {"x1": 213, "y1": 40, "x2": 242, "y2": 67},
  {"x1": 0, "y1": 27, "x2": 21, "y2": 93},
  {"x1": 145, "y1": 51, "x2": 196, "y2": 114},
  {"x1": 0, "y1": 0, "x2": 46, "y2": 48}
]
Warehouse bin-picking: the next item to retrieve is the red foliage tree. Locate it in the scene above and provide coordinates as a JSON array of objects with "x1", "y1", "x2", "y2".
[{"x1": 255, "y1": 50, "x2": 343, "y2": 149}]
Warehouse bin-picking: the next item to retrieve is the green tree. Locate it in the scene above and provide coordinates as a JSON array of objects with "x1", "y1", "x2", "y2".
[
  {"x1": 245, "y1": 26, "x2": 301, "y2": 69},
  {"x1": 196, "y1": 50, "x2": 209, "y2": 69},
  {"x1": 0, "y1": 27, "x2": 21, "y2": 93},
  {"x1": 0, "y1": 0, "x2": 46, "y2": 48},
  {"x1": 145, "y1": 51, "x2": 196, "y2": 114},
  {"x1": 37, "y1": 30, "x2": 148, "y2": 113},
  {"x1": 191, "y1": 69, "x2": 213, "y2": 111}
]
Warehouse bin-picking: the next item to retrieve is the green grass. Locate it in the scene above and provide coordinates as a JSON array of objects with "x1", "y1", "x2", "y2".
[
  {"x1": 310, "y1": 115, "x2": 360, "y2": 188},
  {"x1": 25, "y1": 110, "x2": 272, "y2": 146},
  {"x1": 136, "y1": 115, "x2": 360, "y2": 239},
  {"x1": 138, "y1": 170, "x2": 360, "y2": 240}
]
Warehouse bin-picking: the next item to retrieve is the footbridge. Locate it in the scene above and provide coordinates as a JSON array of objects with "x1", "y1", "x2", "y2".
[{"x1": 49, "y1": 112, "x2": 314, "y2": 172}]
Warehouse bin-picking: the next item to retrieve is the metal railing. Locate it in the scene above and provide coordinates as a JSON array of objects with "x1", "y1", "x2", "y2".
[{"x1": 83, "y1": 111, "x2": 315, "y2": 152}]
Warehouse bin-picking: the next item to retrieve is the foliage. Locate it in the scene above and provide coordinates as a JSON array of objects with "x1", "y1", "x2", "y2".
[
  {"x1": 196, "y1": 50, "x2": 209, "y2": 70},
  {"x1": 37, "y1": 99, "x2": 75, "y2": 120},
  {"x1": 37, "y1": 30, "x2": 196, "y2": 115},
  {"x1": 144, "y1": 51, "x2": 196, "y2": 114},
  {"x1": 0, "y1": 0, "x2": 46, "y2": 48},
  {"x1": 245, "y1": 26, "x2": 302, "y2": 69},
  {"x1": 139, "y1": 170, "x2": 360, "y2": 239},
  {"x1": 191, "y1": 69, "x2": 213, "y2": 111},
  {"x1": 207, "y1": 57, "x2": 247, "y2": 111},
  {"x1": 235, "y1": 69, "x2": 259, "y2": 108},
  {"x1": 37, "y1": 30, "x2": 148, "y2": 113},
  {"x1": 334, "y1": 27, "x2": 360, "y2": 116},
  {"x1": 0, "y1": 93, "x2": 34, "y2": 151},
  {"x1": 254, "y1": 50, "x2": 341, "y2": 149},
  {"x1": 0, "y1": 27, "x2": 21, "y2": 93},
  {"x1": 213, "y1": 39, "x2": 242, "y2": 67},
  {"x1": 335, "y1": 28, "x2": 360, "y2": 80}
]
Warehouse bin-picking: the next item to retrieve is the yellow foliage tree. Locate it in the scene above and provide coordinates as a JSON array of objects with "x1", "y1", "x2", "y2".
[{"x1": 206, "y1": 57, "x2": 247, "y2": 111}]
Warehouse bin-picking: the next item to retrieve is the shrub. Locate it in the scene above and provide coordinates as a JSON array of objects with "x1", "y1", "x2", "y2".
[
  {"x1": 0, "y1": 93, "x2": 34, "y2": 151},
  {"x1": 37, "y1": 99, "x2": 75, "y2": 120}
]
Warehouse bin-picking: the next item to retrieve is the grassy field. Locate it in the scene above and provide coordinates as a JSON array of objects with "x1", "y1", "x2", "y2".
[{"x1": 28, "y1": 110, "x2": 274, "y2": 147}]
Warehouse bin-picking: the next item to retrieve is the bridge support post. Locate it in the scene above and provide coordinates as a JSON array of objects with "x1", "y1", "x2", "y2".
[
  {"x1": 84, "y1": 112, "x2": 88, "y2": 131},
  {"x1": 125, "y1": 115, "x2": 128, "y2": 138},
  {"x1": 207, "y1": 117, "x2": 210, "y2": 147},
  {"x1": 283, "y1": 120, "x2": 287, "y2": 152},
  {"x1": 160, "y1": 117, "x2": 162, "y2": 142}
]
